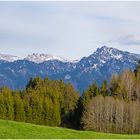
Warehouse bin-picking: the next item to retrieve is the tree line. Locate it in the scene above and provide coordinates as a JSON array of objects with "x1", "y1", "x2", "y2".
[
  {"x1": 77, "y1": 61, "x2": 140, "y2": 134},
  {"x1": 0, "y1": 61, "x2": 140, "y2": 134},
  {"x1": 0, "y1": 77, "x2": 79, "y2": 127}
]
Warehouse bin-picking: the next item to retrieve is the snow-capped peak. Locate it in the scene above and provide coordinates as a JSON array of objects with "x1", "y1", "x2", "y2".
[
  {"x1": 25, "y1": 53, "x2": 70, "y2": 63},
  {"x1": 94, "y1": 46, "x2": 124, "y2": 60},
  {"x1": 0, "y1": 53, "x2": 19, "y2": 62},
  {"x1": 96, "y1": 46, "x2": 120, "y2": 55}
]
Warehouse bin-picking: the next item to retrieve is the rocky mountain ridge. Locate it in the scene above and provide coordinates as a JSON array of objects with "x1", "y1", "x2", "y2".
[{"x1": 0, "y1": 46, "x2": 139, "y2": 93}]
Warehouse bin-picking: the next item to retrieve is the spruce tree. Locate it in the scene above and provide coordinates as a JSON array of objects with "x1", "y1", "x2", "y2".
[
  {"x1": 23, "y1": 94, "x2": 32, "y2": 123},
  {"x1": 2, "y1": 87, "x2": 14, "y2": 120},
  {"x1": 82, "y1": 81, "x2": 99, "y2": 106},
  {"x1": 100, "y1": 80, "x2": 108, "y2": 96},
  {"x1": 14, "y1": 92, "x2": 25, "y2": 122},
  {"x1": 0, "y1": 94, "x2": 7, "y2": 119}
]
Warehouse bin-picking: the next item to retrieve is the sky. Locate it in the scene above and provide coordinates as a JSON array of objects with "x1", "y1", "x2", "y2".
[{"x1": 0, "y1": 1, "x2": 140, "y2": 60}]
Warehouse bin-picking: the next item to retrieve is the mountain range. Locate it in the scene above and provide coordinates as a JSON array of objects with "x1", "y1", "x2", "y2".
[{"x1": 0, "y1": 46, "x2": 140, "y2": 93}]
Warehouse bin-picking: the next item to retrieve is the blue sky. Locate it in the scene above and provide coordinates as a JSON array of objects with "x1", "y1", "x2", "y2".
[{"x1": 0, "y1": 1, "x2": 140, "y2": 60}]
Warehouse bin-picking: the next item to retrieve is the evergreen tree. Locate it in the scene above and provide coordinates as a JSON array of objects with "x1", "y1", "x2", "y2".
[
  {"x1": 100, "y1": 80, "x2": 108, "y2": 96},
  {"x1": 13, "y1": 92, "x2": 25, "y2": 122},
  {"x1": 0, "y1": 77, "x2": 79, "y2": 128},
  {"x1": 73, "y1": 97, "x2": 84, "y2": 129},
  {"x1": 109, "y1": 75, "x2": 119, "y2": 97},
  {"x1": 134, "y1": 60, "x2": 140, "y2": 77},
  {"x1": 2, "y1": 87, "x2": 14, "y2": 120},
  {"x1": 26, "y1": 76, "x2": 42, "y2": 90},
  {"x1": 0, "y1": 93, "x2": 7, "y2": 119},
  {"x1": 82, "y1": 81, "x2": 99, "y2": 106},
  {"x1": 43, "y1": 97, "x2": 53, "y2": 126},
  {"x1": 23, "y1": 94, "x2": 32, "y2": 123}
]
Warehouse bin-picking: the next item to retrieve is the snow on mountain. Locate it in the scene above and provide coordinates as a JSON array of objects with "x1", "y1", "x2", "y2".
[
  {"x1": 0, "y1": 46, "x2": 140, "y2": 93},
  {"x1": 25, "y1": 53, "x2": 73, "y2": 63},
  {"x1": 86, "y1": 46, "x2": 140, "y2": 66},
  {"x1": 0, "y1": 52, "x2": 78, "y2": 64},
  {"x1": 76, "y1": 46, "x2": 140, "y2": 79},
  {"x1": 71, "y1": 60, "x2": 79, "y2": 63},
  {"x1": 93, "y1": 46, "x2": 124, "y2": 61},
  {"x1": 0, "y1": 54, "x2": 19, "y2": 62}
]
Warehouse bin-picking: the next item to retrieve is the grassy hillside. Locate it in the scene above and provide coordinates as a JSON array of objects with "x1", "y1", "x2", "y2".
[{"x1": 0, "y1": 119, "x2": 140, "y2": 139}]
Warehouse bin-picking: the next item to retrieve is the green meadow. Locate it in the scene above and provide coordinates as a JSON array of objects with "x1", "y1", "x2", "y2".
[{"x1": 0, "y1": 119, "x2": 140, "y2": 139}]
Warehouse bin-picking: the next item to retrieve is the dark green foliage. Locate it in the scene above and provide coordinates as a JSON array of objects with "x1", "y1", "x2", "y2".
[
  {"x1": 2, "y1": 87, "x2": 14, "y2": 120},
  {"x1": 13, "y1": 92, "x2": 25, "y2": 122},
  {"x1": 73, "y1": 82, "x2": 100, "y2": 130},
  {"x1": 100, "y1": 80, "x2": 108, "y2": 96},
  {"x1": 73, "y1": 97, "x2": 84, "y2": 129},
  {"x1": 109, "y1": 75, "x2": 119, "y2": 97},
  {"x1": 60, "y1": 83, "x2": 79, "y2": 128},
  {"x1": 134, "y1": 60, "x2": 140, "y2": 77},
  {"x1": 0, "y1": 93, "x2": 7, "y2": 119},
  {"x1": 0, "y1": 77, "x2": 79, "y2": 127},
  {"x1": 26, "y1": 77, "x2": 42, "y2": 90},
  {"x1": 82, "y1": 81, "x2": 99, "y2": 106},
  {"x1": 23, "y1": 94, "x2": 32, "y2": 123}
]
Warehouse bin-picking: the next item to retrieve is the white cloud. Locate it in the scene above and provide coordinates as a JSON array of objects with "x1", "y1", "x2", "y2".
[
  {"x1": 0, "y1": 1, "x2": 140, "y2": 59},
  {"x1": 118, "y1": 35, "x2": 140, "y2": 45}
]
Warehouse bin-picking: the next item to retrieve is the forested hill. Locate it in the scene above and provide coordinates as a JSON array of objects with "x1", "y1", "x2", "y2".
[
  {"x1": 0, "y1": 63, "x2": 140, "y2": 134},
  {"x1": 0, "y1": 46, "x2": 140, "y2": 93}
]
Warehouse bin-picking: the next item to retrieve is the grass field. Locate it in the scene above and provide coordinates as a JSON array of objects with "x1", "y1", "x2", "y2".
[{"x1": 0, "y1": 119, "x2": 140, "y2": 139}]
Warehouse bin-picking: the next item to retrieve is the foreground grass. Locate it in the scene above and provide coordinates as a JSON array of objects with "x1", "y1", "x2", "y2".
[{"x1": 0, "y1": 119, "x2": 140, "y2": 139}]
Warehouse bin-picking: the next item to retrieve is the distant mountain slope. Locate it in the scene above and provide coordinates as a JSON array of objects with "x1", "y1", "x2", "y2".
[{"x1": 0, "y1": 46, "x2": 140, "y2": 93}]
